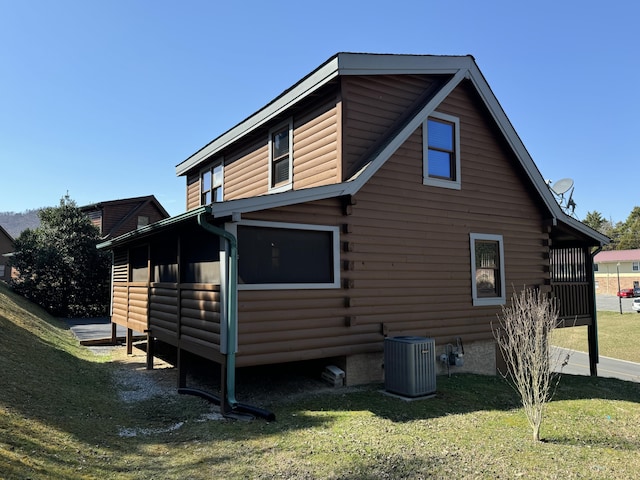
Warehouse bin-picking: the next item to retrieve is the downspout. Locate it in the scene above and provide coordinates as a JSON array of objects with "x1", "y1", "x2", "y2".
[
  {"x1": 195, "y1": 210, "x2": 275, "y2": 421},
  {"x1": 197, "y1": 210, "x2": 239, "y2": 408}
]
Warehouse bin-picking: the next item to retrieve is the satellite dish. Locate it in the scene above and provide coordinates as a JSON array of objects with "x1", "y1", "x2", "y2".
[
  {"x1": 548, "y1": 177, "x2": 578, "y2": 218},
  {"x1": 551, "y1": 178, "x2": 574, "y2": 196}
]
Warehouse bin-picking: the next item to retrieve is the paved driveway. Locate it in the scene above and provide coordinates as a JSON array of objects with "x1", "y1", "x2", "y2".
[{"x1": 596, "y1": 293, "x2": 637, "y2": 313}]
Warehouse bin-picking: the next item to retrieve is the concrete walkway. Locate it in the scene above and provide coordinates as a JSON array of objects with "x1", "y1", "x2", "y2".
[{"x1": 65, "y1": 317, "x2": 144, "y2": 345}]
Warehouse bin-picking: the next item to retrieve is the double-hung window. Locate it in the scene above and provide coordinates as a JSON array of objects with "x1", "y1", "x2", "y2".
[
  {"x1": 269, "y1": 120, "x2": 293, "y2": 192},
  {"x1": 423, "y1": 112, "x2": 461, "y2": 190},
  {"x1": 470, "y1": 233, "x2": 506, "y2": 306},
  {"x1": 201, "y1": 162, "x2": 224, "y2": 205}
]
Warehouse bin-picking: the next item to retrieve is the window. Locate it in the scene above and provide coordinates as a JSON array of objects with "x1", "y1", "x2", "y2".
[
  {"x1": 137, "y1": 216, "x2": 149, "y2": 229},
  {"x1": 232, "y1": 220, "x2": 340, "y2": 290},
  {"x1": 470, "y1": 233, "x2": 505, "y2": 306},
  {"x1": 129, "y1": 245, "x2": 149, "y2": 283},
  {"x1": 0, "y1": 265, "x2": 5, "y2": 277},
  {"x1": 423, "y1": 112, "x2": 460, "y2": 190},
  {"x1": 180, "y1": 229, "x2": 220, "y2": 284},
  {"x1": 633, "y1": 262, "x2": 639, "y2": 272},
  {"x1": 201, "y1": 162, "x2": 224, "y2": 205},
  {"x1": 269, "y1": 120, "x2": 293, "y2": 192}
]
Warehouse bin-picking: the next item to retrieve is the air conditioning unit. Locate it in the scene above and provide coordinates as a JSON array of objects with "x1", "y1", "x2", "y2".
[{"x1": 384, "y1": 336, "x2": 436, "y2": 397}]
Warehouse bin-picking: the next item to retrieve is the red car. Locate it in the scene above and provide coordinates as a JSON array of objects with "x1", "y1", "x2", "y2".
[{"x1": 617, "y1": 288, "x2": 634, "y2": 298}]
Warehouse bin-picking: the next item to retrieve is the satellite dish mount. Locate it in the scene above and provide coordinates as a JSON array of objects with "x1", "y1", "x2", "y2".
[{"x1": 549, "y1": 178, "x2": 577, "y2": 216}]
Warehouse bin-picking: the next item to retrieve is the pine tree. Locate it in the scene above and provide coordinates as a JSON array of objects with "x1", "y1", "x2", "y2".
[{"x1": 10, "y1": 195, "x2": 111, "y2": 317}]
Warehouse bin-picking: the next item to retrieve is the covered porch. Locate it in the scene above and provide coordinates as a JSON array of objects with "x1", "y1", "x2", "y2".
[{"x1": 548, "y1": 220, "x2": 608, "y2": 376}]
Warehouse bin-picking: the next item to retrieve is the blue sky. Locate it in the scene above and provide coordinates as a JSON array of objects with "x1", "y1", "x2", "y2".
[{"x1": 1, "y1": 1, "x2": 638, "y2": 223}]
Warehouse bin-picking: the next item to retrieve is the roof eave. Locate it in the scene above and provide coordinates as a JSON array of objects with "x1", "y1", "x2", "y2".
[
  {"x1": 97, "y1": 206, "x2": 209, "y2": 250},
  {"x1": 175, "y1": 53, "x2": 475, "y2": 177}
]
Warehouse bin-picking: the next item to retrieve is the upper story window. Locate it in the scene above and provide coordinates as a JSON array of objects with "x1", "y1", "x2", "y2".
[
  {"x1": 423, "y1": 112, "x2": 461, "y2": 190},
  {"x1": 470, "y1": 233, "x2": 506, "y2": 306},
  {"x1": 269, "y1": 120, "x2": 293, "y2": 192},
  {"x1": 201, "y1": 162, "x2": 224, "y2": 205},
  {"x1": 137, "y1": 216, "x2": 149, "y2": 229},
  {"x1": 633, "y1": 262, "x2": 639, "y2": 272}
]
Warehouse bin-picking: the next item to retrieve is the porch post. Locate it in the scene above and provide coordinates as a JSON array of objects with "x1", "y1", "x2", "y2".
[{"x1": 588, "y1": 246, "x2": 600, "y2": 376}]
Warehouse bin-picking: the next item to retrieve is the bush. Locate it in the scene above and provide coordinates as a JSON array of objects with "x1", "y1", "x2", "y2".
[
  {"x1": 10, "y1": 195, "x2": 111, "y2": 317},
  {"x1": 493, "y1": 287, "x2": 561, "y2": 441}
]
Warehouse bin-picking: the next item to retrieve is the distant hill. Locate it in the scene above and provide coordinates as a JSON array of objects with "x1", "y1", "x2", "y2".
[{"x1": 0, "y1": 209, "x2": 41, "y2": 238}]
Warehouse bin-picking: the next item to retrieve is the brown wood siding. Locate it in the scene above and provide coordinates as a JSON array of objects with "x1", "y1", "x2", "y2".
[
  {"x1": 111, "y1": 282, "x2": 148, "y2": 333},
  {"x1": 230, "y1": 80, "x2": 549, "y2": 368},
  {"x1": 149, "y1": 283, "x2": 222, "y2": 356},
  {"x1": 341, "y1": 75, "x2": 436, "y2": 177},
  {"x1": 234, "y1": 199, "x2": 359, "y2": 367},
  {"x1": 293, "y1": 98, "x2": 340, "y2": 188},
  {"x1": 186, "y1": 173, "x2": 200, "y2": 211},
  {"x1": 342, "y1": 80, "x2": 549, "y2": 344},
  {"x1": 223, "y1": 140, "x2": 269, "y2": 200},
  {"x1": 185, "y1": 91, "x2": 342, "y2": 205}
]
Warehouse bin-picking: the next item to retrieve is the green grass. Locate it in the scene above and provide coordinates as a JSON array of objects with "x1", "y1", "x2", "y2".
[
  {"x1": 552, "y1": 310, "x2": 640, "y2": 362},
  {"x1": 2, "y1": 281, "x2": 640, "y2": 479}
]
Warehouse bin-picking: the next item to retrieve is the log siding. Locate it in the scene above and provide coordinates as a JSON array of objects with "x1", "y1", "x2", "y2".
[
  {"x1": 226, "y1": 80, "x2": 550, "y2": 367},
  {"x1": 101, "y1": 57, "x2": 605, "y2": 384}
]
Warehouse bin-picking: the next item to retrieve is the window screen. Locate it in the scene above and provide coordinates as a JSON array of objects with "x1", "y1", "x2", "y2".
[
  {"x1": 129, "y1": 245, "x2": 149, "y2": 282},
  {"x1": 238, "y1": 225, "x2": 334, "y2": 285}
]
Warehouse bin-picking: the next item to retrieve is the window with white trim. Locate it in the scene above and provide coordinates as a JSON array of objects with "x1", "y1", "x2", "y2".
[
  {"x1": 201, "y1": 162, "x2": 224, "y2": 205},
  {"x1": 269, "y1": 120, "x2": 293, "y2": 192},
  {"x1": 470, "y1": 233, "x2": 506, "y2": 306},
  {"x1": 633, "y1": 262, "x2": 639, "y2": 272},
  {"x1": 423, "y1": 112, "x2": 461, "y2": 190},
  {"x1": 231, "y1": 220, "x2": 340, "y2": 290}
]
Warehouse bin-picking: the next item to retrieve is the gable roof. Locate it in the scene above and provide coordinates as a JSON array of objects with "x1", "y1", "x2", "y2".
[
  {"x1": 594, "y1": 249, "x2": 640, "y2": 263},
  {"x1": 0, "y1": 223, "x2": 13, "y2": 244},
  {"x1": 176, "y1": 52, "x2": 607, "y2": 247},
  {"x1": 81, "y1": 195, "x2": 170, "y2": 239}
]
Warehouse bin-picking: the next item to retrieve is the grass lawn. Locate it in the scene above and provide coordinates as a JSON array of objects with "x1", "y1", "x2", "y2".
[
  {"x1": 551, "y1": 310, "x2": 640, "y2": 363},
  {"x1": 2, "y1": 282, "x2": 640, "y2": 479}
]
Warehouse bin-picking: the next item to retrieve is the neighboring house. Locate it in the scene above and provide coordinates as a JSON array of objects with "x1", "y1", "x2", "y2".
[
  {"x1": 98, "y1": 53, "x2": 608, "y2": 406},
  {"x1": 0, "y1": 224, "x2": 14, "y2": 282},
  {"x1": 81, "y1": 195, "x2": 169, "y2": 240},
  {"x1": 593, "y1": 249, "x2": 640, "y2": 295}
]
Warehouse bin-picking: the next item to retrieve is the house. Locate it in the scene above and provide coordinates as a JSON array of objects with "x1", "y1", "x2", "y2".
[
  {"x1": 0, "y1": 224, "x2": 14, "y2": 282},
  {"x1": 81, "y1": 195, "x2": 169, "y2": 240},
  {"x1": 98, "y1": 53, "x2": 608, "y2": 410},
  {"x1": 593, "y1": 249, "x2": 640, "y2": 295}
]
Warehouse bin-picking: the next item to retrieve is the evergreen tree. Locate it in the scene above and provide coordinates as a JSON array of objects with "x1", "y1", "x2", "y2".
[
  {"x1": 582, "y1": 210, "x2": 616, "y2": 250},
  {"x1": 10, "y1": 195, "x2": 111, "y2": 317},
  {"x1": 614, "y1": 207, "x2": 640, "y2": 250}
]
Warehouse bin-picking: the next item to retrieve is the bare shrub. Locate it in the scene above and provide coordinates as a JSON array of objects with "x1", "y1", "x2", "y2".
[{"x1": 493, "y1": 287, "x2": 561, "y2": 441}]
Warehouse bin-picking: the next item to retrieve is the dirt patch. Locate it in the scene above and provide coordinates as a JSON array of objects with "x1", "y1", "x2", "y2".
[{"x1": 98, "y1": 341, "x2": 361, "y2": 423}]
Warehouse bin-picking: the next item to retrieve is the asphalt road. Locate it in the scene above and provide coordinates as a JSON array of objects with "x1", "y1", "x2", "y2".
[
  {"x1": 553, "y1": 347, "x2": 640, "y2": 383},
  {"x1": 551, "y1": 294, "x2": 640, "y2": 383}
]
